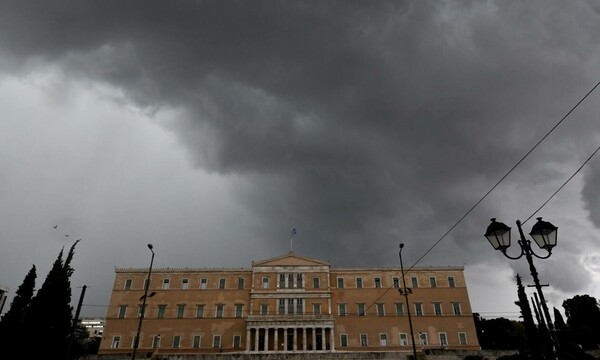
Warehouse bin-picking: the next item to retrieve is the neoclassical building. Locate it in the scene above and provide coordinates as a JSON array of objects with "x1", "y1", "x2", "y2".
[{"x1": 98, "y1": 252, "x2": 480, "y2": 356}]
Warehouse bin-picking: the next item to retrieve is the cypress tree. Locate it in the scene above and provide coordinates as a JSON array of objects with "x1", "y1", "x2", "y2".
[
  {"x1": 0, "y1": 265, "x2": 37, "y2": 349},
  {"x1": 23, "y1": 240, "x2": 79, "y2": 358}
]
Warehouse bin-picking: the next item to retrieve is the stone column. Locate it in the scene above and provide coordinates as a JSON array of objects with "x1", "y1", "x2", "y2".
[
  {"x1": 293, "y1": 327, "x2": 298, "y2": 351},
  {"x1": 321, "y1": 327, "x2": 326, "y2": 351},
  {"x1": 246, "y1": 328, "x2": 251, "y2": 352},
  {"x1": 284, "y1": 328, "x2": 288, "y2": 351},
  {"x1": 274, "y1": 327, "x2": 278, "y2": 352},
  {"x1": 254, "y1": 328, "x2": 259, "y2": 352},
  {"x1": 265, "y1": 327, "x2": 270, "y2": 351},
  {"x1": 312, "y1": 326, "x2": 316, "y2": 351},
  {"x1": 303, "y1": 327, "x2": 307, "y2": 351},
  {"x1": 329, "y1": 327, "x2": 335, "y2": 351}
]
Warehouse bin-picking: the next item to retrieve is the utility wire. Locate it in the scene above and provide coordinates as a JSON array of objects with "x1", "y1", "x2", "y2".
[
  {"x1": 407, "y1": 79, "x2": 600, "y2": 272},
  {"x1": 523, "y1": 145, "x2": 600, "y2": 225}
]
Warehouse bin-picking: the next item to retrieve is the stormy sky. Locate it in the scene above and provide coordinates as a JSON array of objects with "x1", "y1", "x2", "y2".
[{"x1": 1, "y1": 0, "x2": 600, "y2": 319}]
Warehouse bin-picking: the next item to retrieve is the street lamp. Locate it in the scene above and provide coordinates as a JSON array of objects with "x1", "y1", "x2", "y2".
[
  {"x1": 484, "y1": 217, "x2": 559, "y2": 355},
  {"x1": 131, "y1": 244, "x2": 155, "y2": 360},
  {"x1": 399, "y1": 243, "x2": 418, "y2": 360}
]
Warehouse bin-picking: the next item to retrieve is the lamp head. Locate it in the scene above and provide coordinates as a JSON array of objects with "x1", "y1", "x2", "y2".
[
  {"x1": 399, "y1": 243, "x2": 405, "y2": 249},
  {"x1": 529, "y1": 217, "x2": 558, "y2": 251},
  {"x1": 147, "y1": 243, "x2": 153, "y2": 250},
  {"x1": 484, "y1": 218, "x2": 511, "y2": 251}
]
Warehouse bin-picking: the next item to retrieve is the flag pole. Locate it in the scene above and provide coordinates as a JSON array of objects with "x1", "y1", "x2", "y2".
[{"x1": 290, "y1": 228, "x2": 296, "y2": 252}]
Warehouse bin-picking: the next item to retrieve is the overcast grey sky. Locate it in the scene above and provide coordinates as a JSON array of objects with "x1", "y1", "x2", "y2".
[{"x1": 1, "y1": 0, "x2": 600, "y2": 319}]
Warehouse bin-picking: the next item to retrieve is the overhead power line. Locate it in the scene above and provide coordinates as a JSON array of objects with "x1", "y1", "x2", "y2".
[{"x1": 407, "y1": 79, "x2": 600, "y2": 271}]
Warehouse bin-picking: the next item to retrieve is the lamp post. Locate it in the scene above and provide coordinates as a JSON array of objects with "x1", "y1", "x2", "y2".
[
  {"x1": 484, "y1": 217, "x2": 559, "y2": 357},
  {"x1": 399, "y1": 243, "x2": 418, "y2": 360},
  {"x1": 131, "y1": 244, "x2": 155, "y2": 360}
]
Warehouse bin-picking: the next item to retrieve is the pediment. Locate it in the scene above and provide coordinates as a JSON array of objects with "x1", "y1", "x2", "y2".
[{"x1": 252, "y1": 252, "x2": 330, "y2": 267}]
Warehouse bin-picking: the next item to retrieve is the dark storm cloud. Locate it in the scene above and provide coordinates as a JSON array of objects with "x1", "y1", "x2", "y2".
[{"x1": 1, "y1": 0, "x2": 599, "y2": 285}]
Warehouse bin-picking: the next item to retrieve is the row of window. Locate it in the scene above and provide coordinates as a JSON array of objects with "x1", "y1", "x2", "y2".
[
  {"x1": 341, "y1": 331, "x2": 468, "y2": 347},
  {"x1": 341, "y1": 302, "x2": 462, "y2": 316},
  {"x1": 110, "y1": 331, "x2": 468, "y2": 350},
  {"x1": 117, "y1": 301, "x2": 463, "y2": 319},
  {"x1": 336, "y1": 275, "x2": 455, "y2": 289},
  {"x1": 124, "y1": 277, "x2": 246, "y2": 291},
  {"x1": 123, "y1": 274, "x2": 457, "y2": 291},
  {"x1": 111, "y1": 334, "x2": 237, "y2": 349}
]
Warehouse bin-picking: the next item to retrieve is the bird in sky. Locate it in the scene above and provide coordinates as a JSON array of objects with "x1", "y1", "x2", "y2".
[{"x1": 52, "y1": 225, "x2": 57, "y2": 229}]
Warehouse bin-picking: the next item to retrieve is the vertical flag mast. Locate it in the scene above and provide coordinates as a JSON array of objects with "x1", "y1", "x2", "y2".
[{"x1": 290, "y1": 227, "x2": 297, "y2": 252}]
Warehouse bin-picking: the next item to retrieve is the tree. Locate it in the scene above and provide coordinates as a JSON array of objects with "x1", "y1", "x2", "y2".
[
  {"x1": 22, "y1": 240, "x2": 80, "y2": 359},
  {"x1": 0, "y1": 265, "x2": 36, "y2": 349},
  {"x1": 562, "y1": 295, "x2": 600, "y2": 350},
  {"x1": 474, "y1": 314, "x2": 528, "y2": 350},
  {"x1": 514, "y1": 274, "x2": 543, "y2": 359}
]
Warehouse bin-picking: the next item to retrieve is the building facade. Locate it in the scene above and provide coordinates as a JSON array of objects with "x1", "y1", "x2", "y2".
[{"x1": 99, "y1": 252, "x2": 479, "y2": 356}]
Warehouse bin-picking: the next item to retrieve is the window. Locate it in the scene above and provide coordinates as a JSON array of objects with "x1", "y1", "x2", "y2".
[
  {"x1": 313, "y1": 277, "x2": 320, "y2": 288},
  {"x1": 216, "y1": 304, "x2": 224, "y2": 318},
  {"x1": 338, "y1": 303, "x2": 347, "y2": 316},
  {"x1": 117, "y1": 305, "x2": 127, "y2": 318},
  {"x1": 233, "y1": 335, "x2": 241, "y2": 348},
  {"x1": 152, "y1": 335, "x2": 161, "y2": 348},
  {"x1": 376, "y1": 303, "x2": 385, "y2": 316},
  {"x1": 419, "y1": 332, "x2": 428, "y2": 345},
  {"x1": 340, "y1": 333, "x2": 348, "y2": 347},
  {"x1": 395, "y1": 303, "x2": 404, "y2": 316},
  {"x1": 279, "y1": 299, "x2": 285, "y2": 314},
  {"x1": 392, "y1": 277, "x2": 399, "y2": 288},
  {"x1": 279, "y1": 274, "x2": 286, "y2": 288},
  {"x1": 196, "y1": 304, "x2": 204, "y2": 318},
  {"x1": 288, "y1": 273, "x2": 294, "y2": 288},
  {"x1": 399, "y1": 333, "x2": 408, "y2": 346},
  {"x1": 200, "y1": 278, "x2": 208, "y2": 289},
  {"x1": 374, "y1": 277, "x2": 382, "y2": 288},
  {"x1": 219, "y1": 278, "x2": 226, "y2": 289},
  {"x1": 296, "y1": 299, "x2": 303, "y2": 314},
  {"x1": 260, "y1": 304, "x2": 268, "y2": 315},
  {"x1": 379, "y1": 333, "x2": 387, "y2": 346},
  {"x1": 415, "y1": 303, "x2": 423, "y2": 316},
  {"x1": 360, "y1": 333, "x2": 368, "y2": 346},
  {"x1": 182, "y1": 278, "x2": 189, "y2": 289},
  {"x1": 192, "y1": 335, "x2": 201, "y2": 348},
  {"x1": 337, "y1": 277, "x2": 344, "y2": 288},
  {"x1": 235, "y1": 304, "x2": 243, "y2": 318},
  {"x1": 158, "y1": 305, "x2": 166, "y2": 318},
  {"x1": 288, "y1": 299, "x2": 295, "y2": 315},
  {"x1": 238, "y1": 277, "x2": 244, "y2": 289},
  {"x1": 296, "y1": 273, "x2": 303, "y2": 288},
  {"x1": 111, "y1": 336, "x2": 121, "y2": 348},
  {"x1": 172, "y1": 335, "x2": 181, "y2": 348},
  {"x1": 213, "y1": 335, "x2": 221, "y2": 348},
  {"x1": 313, "y1": 303, "x2": 321, "y2": 315},
  {"x1": 429, "y1": 276, "x2": 437, "y2": 288},
  {"x1": 448, "y1": 276, "x2": 455, "y2": 287},
  {"x1": 452, "y1": 302, "x2": 462, "y2": 315},
  {"x1": 162, "y1": 278, "x2": 170, "y2": 290},
  {"x1": 433, "y1": 302, "x2": 443, "y2": 316},
  {"x1": 439, "y1": 332, "x2": 448, "y2": 347},
  {"x1": 137, "y1": 304, "x2": 146, "y2": 318},
  {"x1": 458, "y1": 332, "x2": 468, "y2": 345},
  {"x1": 411, "y1": 276, "x2": 419, "y2": 288},
  {"x1": 357, "y1": 303, "x2": 366, "y2": 316},
  {"x1": 262, "y1": 277, "x2": 269, "y2": 289},
  {"x1": 144, "y1": 278, "x2": 151, "y2": 290},
  {"x1": 177, "y1": 304, "x2": 185, "y2": 318},
  {"x1": 356, "y1": 277, "x2": 363, "y2": 288},
  {"x1": 124, "y1": 278, "x2": 132, "y2": 290}
]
